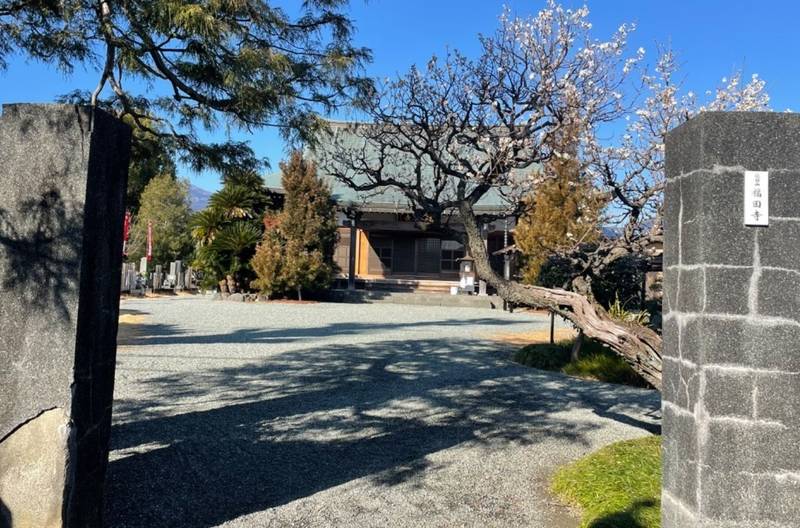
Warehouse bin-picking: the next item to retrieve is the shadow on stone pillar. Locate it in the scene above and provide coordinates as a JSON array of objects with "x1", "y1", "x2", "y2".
[
  {"x1": 0, "y1": 104, "x2": 131, "y2": 527},
  {"x1": 663, "y1": 111, "x2": 800, "y2": 527},
  {"x1": 0, "y1": 497, "x2": 10, "y2": 526}
]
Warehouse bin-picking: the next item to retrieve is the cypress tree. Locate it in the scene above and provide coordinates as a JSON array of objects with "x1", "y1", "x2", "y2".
[
  {"x1": 516, "y1": 140, "x2": 603, "y2": 284},
  {"x1": 252, "y1": 152, "x2": 337, "y2": 299}
]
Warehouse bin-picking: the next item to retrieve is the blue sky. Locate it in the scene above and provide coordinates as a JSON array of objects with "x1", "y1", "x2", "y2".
[{"x1": 1, "y1": 1, "x2": 796, "y2": 191}]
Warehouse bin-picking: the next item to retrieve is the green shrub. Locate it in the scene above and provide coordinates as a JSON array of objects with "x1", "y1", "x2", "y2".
[
  {"x1": 536, "y1": 251, "x2": 649, "y2": 311},
  {"x1": 513, "y1": 343, "x2": 571, "y2": 370},
  {"x1": 513, "y1": 338, "x2": 650, "y2": 388},
  {"x1": 608, "y1": 294, "x2": 651, "y2": 326},
  {"x1": 591, "y1": 254, "x2": 648, "y2": 311},
  {"x1": 564, "y1": 349, "x2": 650, "y2": 387},
  {"x1": 552, "y1": 436, "x2": 662, "y2": 528}
]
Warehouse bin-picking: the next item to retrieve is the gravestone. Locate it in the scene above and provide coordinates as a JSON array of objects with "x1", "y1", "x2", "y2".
[
  {"x1": 174, "y1": 260, "x2": 183, "y2": 291},
  {"x1": 153, "y1": 264, "x2": 163, "y2": 290},
  {"x1": 185, "y1": 266, "x2": 195, "y2": 289},
  {"x1": 121, "y1": 262, "x2": 137, "y2": 292},
  {"x1": 663, "y1": 112, "x2": 800, "y2": 527},
  {"x1": 0, "y1": 104, "x2": 130, "y2": 527}
]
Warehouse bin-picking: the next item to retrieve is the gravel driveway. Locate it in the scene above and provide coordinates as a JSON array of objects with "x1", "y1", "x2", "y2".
[{"x1": 106, "y1": 297, "x2": 660, "y2": 528}]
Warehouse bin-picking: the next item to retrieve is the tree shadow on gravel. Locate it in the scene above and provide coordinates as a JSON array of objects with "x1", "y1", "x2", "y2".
[
  {"x1": 116, "y1": 316, "x2": 525, "y2": 346},
  {"x1": 107, "y1": 316, "x2": 660, "y2": 528}
]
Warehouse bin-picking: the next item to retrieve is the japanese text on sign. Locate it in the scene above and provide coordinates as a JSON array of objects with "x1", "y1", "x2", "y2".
[{"x1": 744, "y1": 171, "x2": 769, "y2": 227}]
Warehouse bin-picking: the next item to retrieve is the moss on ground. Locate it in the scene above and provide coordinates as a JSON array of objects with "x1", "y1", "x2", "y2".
[
  {"x1": 512, "y1": 338, "x2": 650, "y2": 388},
  {"x1": 551, "y1": 436, "x2": 662, "y2": 528}
]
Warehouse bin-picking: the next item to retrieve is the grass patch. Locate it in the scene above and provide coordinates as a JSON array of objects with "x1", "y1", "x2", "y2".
[
  {"x1": 552, "y1": 436, "x2": 662, "y2": 528},
  {"x1": 513, "y1": 338, "x2": 650, "y2": 387}
]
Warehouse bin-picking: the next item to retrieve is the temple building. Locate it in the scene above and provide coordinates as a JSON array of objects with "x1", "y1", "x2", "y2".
[
  {"x1": 267, "y1": 121, "x2": 519, "y2": 293},
  {"x1": 326, "y1": 186, "x2": 516, "y2": 292},
  {"x1": 319, "y1": 121, "x2": 516, "y2": 293}
]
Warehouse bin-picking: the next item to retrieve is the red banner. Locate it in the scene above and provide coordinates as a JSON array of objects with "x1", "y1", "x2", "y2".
[
  {"x1": 122, "y1": 210, "x2": 132, "y2": 256},
  {"x1": 123, "y1": 211, "x2": 132, "y2": 241},
  {"x1": 146, "y1": 220, "x2": 153, "y2": 262}
]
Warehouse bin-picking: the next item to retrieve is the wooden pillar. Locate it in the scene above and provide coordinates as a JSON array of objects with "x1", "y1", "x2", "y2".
[{"x1": 347, "y1": 218, "x2": 358, "y2": 289}]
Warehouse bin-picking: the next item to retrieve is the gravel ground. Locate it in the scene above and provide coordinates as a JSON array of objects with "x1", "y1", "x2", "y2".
[{"x1": 106, "y1": 297, "x2": 661, "y2": 528}]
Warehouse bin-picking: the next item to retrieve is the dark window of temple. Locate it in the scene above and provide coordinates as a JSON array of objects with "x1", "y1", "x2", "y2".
[{"x1": 441, "y1": 240, "x2": 465, "y2": 271}]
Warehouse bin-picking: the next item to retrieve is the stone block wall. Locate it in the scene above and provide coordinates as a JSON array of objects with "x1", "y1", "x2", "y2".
[
  {"x1": 663, "y1": 112, "x2": 800, "y2": 527},
  {"x1": 0, "y1": 104, "x2": 130, "y2": 527}
]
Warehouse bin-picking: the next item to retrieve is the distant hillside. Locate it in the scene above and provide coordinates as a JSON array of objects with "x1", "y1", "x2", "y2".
[{"x1": 189, "y1": 184, "x2": 212, "y2": 211}]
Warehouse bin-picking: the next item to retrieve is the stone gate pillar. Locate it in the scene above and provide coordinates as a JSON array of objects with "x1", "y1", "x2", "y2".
[
  {"x1": 663, "y1": 112, "x2": 800, "y2": 527},
  {"x1": 0, "y1": 104, "x2": 130, "y2": 527}
]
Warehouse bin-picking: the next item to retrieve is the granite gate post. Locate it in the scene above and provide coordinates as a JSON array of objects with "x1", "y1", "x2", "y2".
[
  {"x1": 0, "y1": 104, "x2": 130, "y2": 527},
  {"x1": 663, "y1": 112, "x2": 800, "y2": 527}
]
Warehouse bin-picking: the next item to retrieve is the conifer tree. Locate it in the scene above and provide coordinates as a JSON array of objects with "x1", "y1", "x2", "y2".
[
  {"x1": 251, "y1": 221, "x2": 286, "y2": 296},
  {"x1": 1, "y1": 0, "x2": 372, "y2": 173},
  {"x1": 251, "y1": 152, "x2": 336, "y2": 299},
  {"x1": 515, "y1": 132, "x2": 603, "y2": 284},
  {"x1": 279, "y1": 152, "x2": 338, "y2": 257}
]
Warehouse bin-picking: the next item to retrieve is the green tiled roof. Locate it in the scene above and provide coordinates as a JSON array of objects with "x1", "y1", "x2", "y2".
[{"x1": 267, "y1": 121, "x2": 527, "y2": 213}]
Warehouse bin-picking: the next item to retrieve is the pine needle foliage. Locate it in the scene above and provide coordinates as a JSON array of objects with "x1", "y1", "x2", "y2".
[
  {"x1": 1, "y1": 0, "x2": 372, "y2": 173},
  {"x1": 516, "y1": 141, "x2": 603, "y2": 284}
]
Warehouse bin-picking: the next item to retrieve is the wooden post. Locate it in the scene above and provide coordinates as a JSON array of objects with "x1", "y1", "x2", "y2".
[{"x1": 347, "y1": 217, "x2": 358, "y2": 290}]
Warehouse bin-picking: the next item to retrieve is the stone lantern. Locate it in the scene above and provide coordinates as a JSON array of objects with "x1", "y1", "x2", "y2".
[{"x1": 458, "y1": 256, "x2": 476, "y2": 294}]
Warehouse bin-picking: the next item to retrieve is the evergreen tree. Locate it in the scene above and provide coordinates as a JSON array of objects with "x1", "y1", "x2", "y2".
[
  {"x1": 516, "y1": 146, "x2": 603, "y2": 285},
  {"x1": 1, "y1": 0, "x2": 372, "y2": 173},
  {"x1": 124, "y1": 120, "x2": 177, "y2": 212},
  {"x1": 251, "y1": 220, "x2": 286, "y2": 296},
  {"x1": 251, "y1": 152, "x2": 336, "y2": 299},
  {"x1": 279, "y1": 152, "x2": 338, "y2": 257},
  {"x1": 128, "y1": 174, "x2": 194, "y2": 266}
]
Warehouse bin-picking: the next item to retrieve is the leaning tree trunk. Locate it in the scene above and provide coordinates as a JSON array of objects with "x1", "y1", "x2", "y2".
[{"x1": 459, "y1": 203, "x2": 663, "y2": 390}]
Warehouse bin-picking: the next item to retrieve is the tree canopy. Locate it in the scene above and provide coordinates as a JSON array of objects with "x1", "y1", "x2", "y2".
[
  {"x1": 516, "y1": 163, "x2": 603, "y2": 285},
  {"x1": 191, "y1": 169, "x2": 273, "y2": 289},
  {"x1": 125, "y1": 125, "x2": 177, "y2": 211},
  {"x1": 128, "y1": 173, "x2": 194, "y2": 265},
  {"x1": 316, "y1": 1, "x2": 770, "y2": 390},
  {"x1": 1, "y1": 0, "x2": 372, "y2": 173},
  {"x1": 516, "y1": 121, "x2": 603, "y2": 285}
]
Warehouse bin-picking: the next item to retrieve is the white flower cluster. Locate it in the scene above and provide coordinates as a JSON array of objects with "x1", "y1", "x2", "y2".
[
  {"x1": 584, "y1": 46, "x2": 771, "y2": 236},
  {"x1": 701, "y1": 72, "x2": 770, "y2": 112},
  {"x1": 327, "y1": 2, "x2": 773, "y2": 238}
]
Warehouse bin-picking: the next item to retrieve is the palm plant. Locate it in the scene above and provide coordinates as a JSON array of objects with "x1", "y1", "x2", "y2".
[
  {"x1": 208, "y1": 185, "x2": 259, "y2": 219},
  {"x1": 211, "y1": 222, "x2": 263, "y2": 287},
  {"x1": 190, "y1": 175, "x2": 272, "y2": 290},
  {"x1": 190, "y1": 207, "x2": 227, "y2": 246},
  {"x1": 212, "y1": 222, "x2": 262, "y2": 256}
]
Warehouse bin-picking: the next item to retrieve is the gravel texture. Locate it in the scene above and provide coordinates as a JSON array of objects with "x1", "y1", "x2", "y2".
[{"x1": 106, "y1": 297, "x2": 661, "y2": 528}]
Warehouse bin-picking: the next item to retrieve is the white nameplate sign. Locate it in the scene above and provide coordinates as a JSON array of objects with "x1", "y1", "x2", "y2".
[{"x1": 744, "y1": 170, "x2": 769, "y2": 226}]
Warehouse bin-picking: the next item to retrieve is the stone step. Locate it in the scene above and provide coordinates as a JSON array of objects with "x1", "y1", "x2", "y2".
[
  {"x1": 324, "y1": 289, "x2": 504, "y2": 310},
  {"x1": 334, "y1": 277, "x2": 460, "y2": 294}
]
